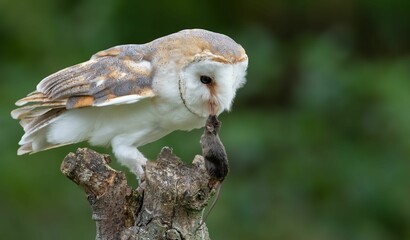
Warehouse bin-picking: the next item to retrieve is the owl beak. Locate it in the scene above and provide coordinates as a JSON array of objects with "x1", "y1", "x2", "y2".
[{"x1": 209, "y1": 97, "x2": 220, "y2": 116}]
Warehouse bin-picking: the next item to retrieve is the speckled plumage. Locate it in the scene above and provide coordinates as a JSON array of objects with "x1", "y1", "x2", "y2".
[{"x1": 11, "y1": 29, "x2": 248, "y2": 178}]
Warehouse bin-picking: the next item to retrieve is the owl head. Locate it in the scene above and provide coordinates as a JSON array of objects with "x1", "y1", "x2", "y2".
[{"x1": 151, "y1": 29, "x2": 248, "y2": 118}]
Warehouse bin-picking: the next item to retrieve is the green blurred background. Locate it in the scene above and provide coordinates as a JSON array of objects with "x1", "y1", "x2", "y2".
[{"x1": 1, "y1": 0, "x2": 410, "y2": 239}]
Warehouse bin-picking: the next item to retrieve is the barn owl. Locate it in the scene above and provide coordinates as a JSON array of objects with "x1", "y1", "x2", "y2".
[{"x1": 11, "y1": 29, "x2": 248, "y2": 179}]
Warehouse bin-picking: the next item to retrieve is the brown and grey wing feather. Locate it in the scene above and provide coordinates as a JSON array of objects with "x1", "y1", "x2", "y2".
[
  {"x1": 37, "y1": 45, "x2": 154, "y2": 108},
  {"x1": 11, "y1": 44, "x2": 155, "y2": 154}
]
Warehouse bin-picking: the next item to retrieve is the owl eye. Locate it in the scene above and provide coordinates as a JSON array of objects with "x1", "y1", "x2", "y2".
[{"x1": 200, "y1": 75, "x2": 213, "y2": 85}]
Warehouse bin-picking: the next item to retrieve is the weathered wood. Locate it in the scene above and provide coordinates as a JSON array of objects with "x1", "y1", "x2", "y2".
[
  {"x1": 60, "y1": 115, "x2": 228, "y2": 239},
  {"x1": 61, "y1": 147, "x2": 212, "y2": 240}
]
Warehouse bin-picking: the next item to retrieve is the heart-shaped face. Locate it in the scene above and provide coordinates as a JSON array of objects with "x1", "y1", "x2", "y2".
[
  {"x1": 179, "y1": 56, "x2": 248, "y2": 118},
  {"x1": 149, "y1": 29, "x2": 248, "y2": 118}
]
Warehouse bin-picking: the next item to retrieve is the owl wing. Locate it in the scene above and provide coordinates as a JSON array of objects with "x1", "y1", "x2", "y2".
[
  {"x1": 12, "y1": 44, "x2": 154, "y2": 118},
  {"x1": 11, "y1": 45, "x2": 155, "y2": 154}
]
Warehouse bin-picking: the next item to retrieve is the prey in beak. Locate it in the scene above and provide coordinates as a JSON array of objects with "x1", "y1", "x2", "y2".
[
  {"x1": 197, "y1": 114, "x2": 229, "y2": 231},
  {"x1": 200, "y1": 115, "x2": 228, "y2": 184}
]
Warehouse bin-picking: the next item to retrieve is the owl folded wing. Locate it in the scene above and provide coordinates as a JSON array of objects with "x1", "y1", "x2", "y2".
[
  {"x1": 11, "y1": 45, "x2": 155, "y2": 153},
  {"x1": 12, "y1": 45, "x2": 155, "y2": 117}
]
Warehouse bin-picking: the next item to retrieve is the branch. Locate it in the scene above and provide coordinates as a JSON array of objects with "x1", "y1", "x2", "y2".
[{"x1": 61, "y1": 147, "x2": 212, "y2": 240}]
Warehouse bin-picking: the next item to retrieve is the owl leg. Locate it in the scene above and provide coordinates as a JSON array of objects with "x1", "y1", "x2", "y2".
[{"x1": 111, "y1": 139, "x2": 147, "y2": 179}]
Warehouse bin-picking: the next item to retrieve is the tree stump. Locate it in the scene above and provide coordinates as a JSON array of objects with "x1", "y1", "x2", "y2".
[
  {"x1": 60, "y1": 147, "x2": 213, "y2": 240},
  {"x1": 60, "y1": 116, "x2": 227, "y2": 239}
]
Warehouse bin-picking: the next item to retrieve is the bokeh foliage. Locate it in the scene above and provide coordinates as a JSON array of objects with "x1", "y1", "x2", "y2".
[{"x1": 1, "y1": 0, "x2": 410, "y2": 239}]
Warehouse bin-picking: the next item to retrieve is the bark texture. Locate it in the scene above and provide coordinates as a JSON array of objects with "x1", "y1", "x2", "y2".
[{"x1": 61, "y1": 147, "x2": 213, "y2": 240}]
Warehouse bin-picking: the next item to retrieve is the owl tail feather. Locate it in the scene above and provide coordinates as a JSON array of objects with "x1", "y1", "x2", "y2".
[{"x1": 12, "y1": 91, "x2": 69, "y2": 155}]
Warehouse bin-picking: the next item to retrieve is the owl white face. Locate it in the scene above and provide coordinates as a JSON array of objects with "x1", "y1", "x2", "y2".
[{"x1": 179, "y1": 58, "x2": 248, "y2": 117}]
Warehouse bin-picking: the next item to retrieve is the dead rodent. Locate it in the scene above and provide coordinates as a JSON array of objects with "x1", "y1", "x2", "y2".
[
  {"x1": 196, "y1": 115, "x2": 229, "y2": 231},
  {"x1": 200, "y1": 115, "x2": 229, "y2": 182}
]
